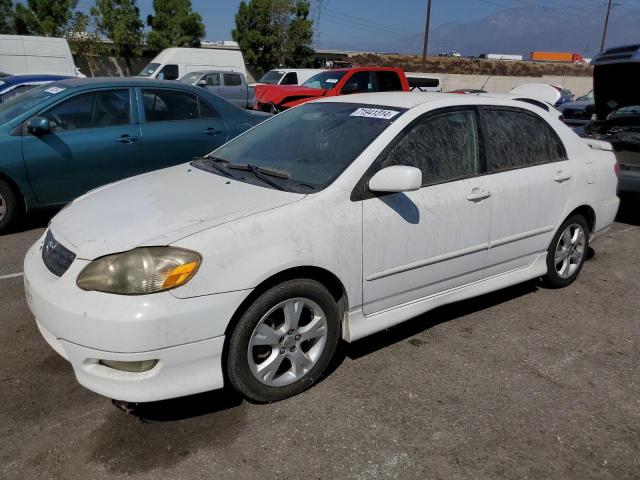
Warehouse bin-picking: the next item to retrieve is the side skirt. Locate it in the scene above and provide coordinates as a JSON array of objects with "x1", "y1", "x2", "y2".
[{"x1": 342, "y1": 252, "x2": 548, "y2": 343}]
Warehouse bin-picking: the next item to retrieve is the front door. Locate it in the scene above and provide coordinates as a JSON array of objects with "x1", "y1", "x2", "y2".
[
  {"x1": 22, "y1": 88, "x2": 142, "y2": 205},
  {"x1": 362, "y1": 108, "x2": 492, "y2": 314},
  {"x1": 478, "y1": 107, "x2": 574, "y2": 277},
  {"x1": 138, "y1": 87, "x2": 229, "y2": 171}
]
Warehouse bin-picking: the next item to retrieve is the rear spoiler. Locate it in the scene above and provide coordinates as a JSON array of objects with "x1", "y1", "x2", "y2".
[{"x1": 583, "y1": 138, "x2": 613, "y2": 151}]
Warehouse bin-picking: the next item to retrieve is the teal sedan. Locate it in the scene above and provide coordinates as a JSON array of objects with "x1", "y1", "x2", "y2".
[{"x1": 0, "y1": 77, "x2": 271, "y2": 232}]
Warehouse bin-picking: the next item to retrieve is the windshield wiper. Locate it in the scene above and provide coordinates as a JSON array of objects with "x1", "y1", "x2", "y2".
[
  {"x1": 192, "y1": 156, "x2": 237, "y2": 179},
  {"x1": 226, "y1": 163, "x2": 290, "y2": 191}
]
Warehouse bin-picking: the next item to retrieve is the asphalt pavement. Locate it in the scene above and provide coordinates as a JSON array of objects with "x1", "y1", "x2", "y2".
[{"x1": 1, "y1": 200, "x2": 639, "y2": 480}]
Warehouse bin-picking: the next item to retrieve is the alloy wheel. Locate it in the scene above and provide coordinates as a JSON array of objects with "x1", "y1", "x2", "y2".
[{"x1": 554, "y1": 223, "x2": 586, "y2": 279}]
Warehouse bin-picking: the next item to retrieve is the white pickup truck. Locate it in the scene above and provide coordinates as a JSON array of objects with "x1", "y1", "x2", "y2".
[{"x1": 179, "y1": 70, "x2": 256, "y2": 109}]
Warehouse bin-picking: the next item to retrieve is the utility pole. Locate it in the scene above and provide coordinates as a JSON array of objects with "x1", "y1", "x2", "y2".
[
  {"x1": 422, "y1": 0, "x2": 432, "y2": 61},
  {"x1": 600, "y1": 0, "x2": 613, "y2": 52}
]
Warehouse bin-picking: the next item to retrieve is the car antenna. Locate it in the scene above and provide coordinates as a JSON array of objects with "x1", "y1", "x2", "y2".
[{"x1": 479, "y1": 55, "x2": 505, "y2": 92}]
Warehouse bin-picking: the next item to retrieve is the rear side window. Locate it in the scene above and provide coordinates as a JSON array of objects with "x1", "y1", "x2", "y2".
[
  {"x1": 198, "y1": 98, "x2": 218, "y2": 118},
  {"x1": 480, "y1": 108, "x2": 566, "y2": 171},
  {"x1": 375, "y1": 71, "x2": 402, "y2": 92},
  {"x1": 44, "y1": 89, "x2": 130, "y2": 131},
  {"x1": 142, "y1": 89, "x2": 200, "y2": 122},
  {"x1": 281, "y1": 72, "x2": 298, "y2": 85},
  {"x1": 223, "y1": 73, "x2": 242, "y2": 86},
  {"x1": 381, "y1": 110, "x2": 480, "y2": 185}
]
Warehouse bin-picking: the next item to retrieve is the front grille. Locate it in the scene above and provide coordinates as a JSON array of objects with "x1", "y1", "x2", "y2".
[{"x1": 42, "y1": 230, "x2": 76, "y2": 277}]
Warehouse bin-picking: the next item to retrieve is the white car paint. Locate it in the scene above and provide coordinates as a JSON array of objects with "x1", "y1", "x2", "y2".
[{"x1": 24, "y1": 92, "x2": 620, "y2": 402}]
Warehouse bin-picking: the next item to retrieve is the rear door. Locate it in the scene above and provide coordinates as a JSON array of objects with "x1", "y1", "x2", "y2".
[
  {"x1": 22, "y1": 88, "x2": 142, "y2": 205},
  {"x1": 137, "y1": 87, "x2": 229, "y2": 171},
  {"x1": 479, "y1": 106, "x2": 573, "y2": 276}
]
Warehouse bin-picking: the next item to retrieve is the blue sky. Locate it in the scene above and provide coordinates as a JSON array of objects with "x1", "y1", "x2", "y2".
[{"x1": 64, "y1": 0, "x2": 639, "y2": 51}]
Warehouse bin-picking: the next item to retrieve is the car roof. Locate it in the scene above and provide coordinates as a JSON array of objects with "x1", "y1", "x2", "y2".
[{"x1": 50, "y1": 77, "x2": 202, "y2": 89}]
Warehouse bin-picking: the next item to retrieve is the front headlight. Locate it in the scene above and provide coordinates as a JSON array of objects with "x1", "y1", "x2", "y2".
[{"x1": 77, "y1": 247, "x2": 201, "y2": 295}]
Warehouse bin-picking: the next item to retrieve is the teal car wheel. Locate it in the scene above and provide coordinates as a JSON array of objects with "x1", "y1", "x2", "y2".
[{"x1": 0, "y1": 179, "x2": 19, "y2": 233}]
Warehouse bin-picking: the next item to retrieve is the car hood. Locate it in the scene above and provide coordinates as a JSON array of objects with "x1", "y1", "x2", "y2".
[
  {"x1": 51, "y1": 164, "x2": 305, "y2": 260},
  {"x1": 255, "y1": 84, "x2": 326, "y2": 106},
  {"x1": 594, "y1": 62, "x2": 640, "y2": 120},
  {"x1": 558, "y1": 100, "x2": 591, "y2": 112}
]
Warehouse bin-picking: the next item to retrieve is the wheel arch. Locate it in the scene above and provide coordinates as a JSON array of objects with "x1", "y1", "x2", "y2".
[
  {"x1": 0, "y1": 171, "x2": 27, "y2": 213},
  {"x1": 566, "y1": 204, "x2": 596, "y2": 233}
]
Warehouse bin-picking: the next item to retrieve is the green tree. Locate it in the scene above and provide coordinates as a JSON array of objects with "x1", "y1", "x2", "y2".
[
  {"x1": 14, "y1": 0, "x2": 78, "y2": 36},
  {"x1": 146, "y1": 0, "x2": 205, "y2": 51},
  {"x1": 91, "y1": 0, "x2": 143, "y2": 74},
  {"x1": 232, "y1": 0, "x2": 314, "y2": 76},
  {"x1": 65, "y1": 12, "x2": 105, "y2": 77},
  {"x1": 0, "y1": 0, "x2": 14, "y2": 34}
]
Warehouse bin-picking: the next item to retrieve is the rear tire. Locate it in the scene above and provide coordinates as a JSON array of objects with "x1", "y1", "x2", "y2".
[
  {"x1": 0, "y1": 179, "x2": 19, "y2": 234},
  {"x1": 542, "y1": 214, "x2": 589, "y2": 288},
  {"x1": 226, "y1": 279, "x2": 340, "y2": 403}
]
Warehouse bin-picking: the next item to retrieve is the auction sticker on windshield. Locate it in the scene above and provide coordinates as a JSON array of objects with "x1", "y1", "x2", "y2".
[{"x1": 350, "y1": 108, "x2": 400, "y2": 120}]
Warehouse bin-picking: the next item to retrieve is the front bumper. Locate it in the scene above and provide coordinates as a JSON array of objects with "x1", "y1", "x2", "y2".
[{"x1": 24, "y1": 234, "x2": 252, "y2": 402}]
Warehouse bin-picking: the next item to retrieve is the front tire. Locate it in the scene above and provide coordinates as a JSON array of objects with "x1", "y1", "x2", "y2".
[
  {"x1": 542, "y1": 214, "x2": 589, "y2": 288},
  {"x1": 0, "y1": 179, "x2": 19, "y2": 234},
  {"x1": 226, "y1": 279, "x2": 340, "y2": 402}
]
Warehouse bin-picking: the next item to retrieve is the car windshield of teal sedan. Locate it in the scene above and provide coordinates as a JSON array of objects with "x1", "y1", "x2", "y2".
[
  {"x1": 0, "y1": 84, "x2": 61, "y2": 126},
  {"x1": 302, "y1": 71, "x2": 347, "y2": 90},
  {"x1": 193, "y1": 103, "x2": 405, "y2": 192}
]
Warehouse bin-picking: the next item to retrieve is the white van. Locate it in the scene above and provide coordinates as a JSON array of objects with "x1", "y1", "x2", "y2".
[
  {"x1": 252, "y1": 68, "x2": 325, "y2": 86},
  {"x1": 0, "y1": 35, "x2": 79, "y2": 76},
  {"x1": 138, "y1": 47, "x2": 248, "y2": 81},
  {"x1": 405, "y1": 72, "x2": 443, "y2": 92}
]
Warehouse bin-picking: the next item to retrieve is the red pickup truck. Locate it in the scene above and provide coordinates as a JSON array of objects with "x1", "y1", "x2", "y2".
[{"x1": 254, "y1": 67, "x2": 410, "y2": 113}]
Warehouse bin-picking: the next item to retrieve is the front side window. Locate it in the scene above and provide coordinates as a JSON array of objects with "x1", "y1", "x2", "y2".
[
  {"x1": 480, "y1": 108, "x2": 566, "y2": 171},
  {"x1": 43, "y1": 90, "x2": 130, "y2": 132},
  {"x1": 375, "y1": 71, "x2": 402, "y2": 92},
  {"x1": 341, "y1": 71, "x2": 373, "y2": 94},
  {"x1": 205, "y1": 74, "x2": 221, "y2": 86},
  {"x1": 142, "y1": 89, "x2": 199, "y2": 122},
  {"x1": 195, "y1": 102, "x2": 405, "y2": 191},
  {"x1": 223, "y1": 73, "x2": 242, "y2": 86},
  {"x1": 302, "y1": 71, "x2": 347, "y2": 90},
  {"x1": 157, "y1": 64, "x2": 179, "y2": 80},
  {"x1": 281, "y1": 72, "x2": 298, "y2": 85},
  {"x1": 381, "y1": 110, "x2": 480, "y2": 185}
]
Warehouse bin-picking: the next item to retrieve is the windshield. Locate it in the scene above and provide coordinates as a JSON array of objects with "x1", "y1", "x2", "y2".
[
  {"x1": 138, "y1": 63, "x2": 160, "y2": 77},
  {"x1": 179, "y1": 72, "x2": 202, "y2": 84},
  {"x1": 0, "y1": 83, "x2": 63, "y2": 126},
  {"x1": 194, "y1": 102, "x2": 406, "y2": 192},
  {"x1": 608, "y1": 105, "x2": 640, "y2": 118},
  {"x1": 302, "y1": 71, "x2": 347, "y2": 90},
  {"x1": 578, "y1": 91, "x2": 594, "y2": 102},
  {"x1": 259, "y1": 70, "x2": 285, "y2": 84}
]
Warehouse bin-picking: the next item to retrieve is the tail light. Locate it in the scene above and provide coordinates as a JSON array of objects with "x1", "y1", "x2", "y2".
[{"x1": 614, "y1": 162, "x2": 620, "y2": 177}]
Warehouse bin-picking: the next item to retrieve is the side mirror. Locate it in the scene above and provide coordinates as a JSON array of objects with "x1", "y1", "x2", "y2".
[
  {"x1": 369, "y1": 166, "x2": 422, "y2": 193},
  {"x1": 26, "y1": 116, "x2": 51, "y2": 135},
  {"x1": 196, "y1": 79, "x2": 206, "y2": 87}
]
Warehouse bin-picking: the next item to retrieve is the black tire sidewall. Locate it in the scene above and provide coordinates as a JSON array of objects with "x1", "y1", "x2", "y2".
[
  {"x1": 227, "y1": 279, "x2": 341, "y2": 402},
  {"x1": 0, "y1": 180, "x2": 18, "y2": 233},
  {"x1": 544, "y1": 214, "x2": 590, "y2": 288}
]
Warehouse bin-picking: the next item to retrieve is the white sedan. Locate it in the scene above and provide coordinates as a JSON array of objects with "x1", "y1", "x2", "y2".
[{"x1": 24, "y1": 93, "x2": 620, "y2": 403}]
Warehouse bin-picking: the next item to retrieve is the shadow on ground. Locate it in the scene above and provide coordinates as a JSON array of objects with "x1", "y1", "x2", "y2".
[
  {"x1": 5, "y1": 209, "x2": 58, "y2": 235},
  {"x1": 616, "y1": 194, "x2": 640, "y2": 226}
]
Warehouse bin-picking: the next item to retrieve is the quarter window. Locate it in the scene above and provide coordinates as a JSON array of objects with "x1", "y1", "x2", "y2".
[
  {"x1": 381, "y1": 110, "x2": 480, "y2": 185},
  {"x1": 480, "y1": 108, "x2": 566, "y2": 171},
  {"x1": 142, "y1": 89, "x2": 200, "y2": 122},
  {"x1": 43, "y1": 90, "x2": 130, "y2": 131},
  {"x1": 223, "y1": 73, "x2": 242, "y2": 86}
]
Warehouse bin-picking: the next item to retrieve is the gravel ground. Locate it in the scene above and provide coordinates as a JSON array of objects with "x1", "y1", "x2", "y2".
[{"x1": 1, "y1": 200, "x2": 639, "y2": 480}]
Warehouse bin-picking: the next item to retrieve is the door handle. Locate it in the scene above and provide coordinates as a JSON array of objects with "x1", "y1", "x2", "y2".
[
  {"x1": 203, "y1": 128, "x2": 223, "y2": 136},
  {"x1": 553, "y1": 171, "x2": 572, "y2": 183},
  {"x1": 115, "y1": 135, "x2": 139, "y2": 144},
  {"x1": 466, "y1": 189, "x2": 491, "y2": 202}
]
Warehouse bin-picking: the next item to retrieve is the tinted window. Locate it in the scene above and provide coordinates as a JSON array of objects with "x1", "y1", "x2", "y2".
[
  {"x1": 281, "y1": 72, "x2": 298, "y2": 85},
  {"x1": 44, "y1": 90, "x2": 130, "y2": 132},
  {"x1": 199, "y1": 103, "x2": 405, "y2": 191},
  {"x1": 198, "y1": 98, "x2": 218, "y2": 118},
  {"x1": 382, "y1": 110, "x2": 480, "y2": 185},
  {"x1": 158, "y1": 64, "x2": 179, "y2": 80},
  {"x1": 375, "y1": 71, "x2": 402, "y2": 92},
  {"x1": 142, "y1": 89, "x2": 199, "y2": 122},
  {"x1": 205, "y1": 74, "x2": 220, "y2": 86},
  {"x1": 408, "y1": 77, "x2": 440, "y2": 90},
  {"x1": 223, "y1": 73, "x2": 242, "y2": 86},
  {"x1": 341, "y1": 71, "x2": 373, "y2": 94},
  {"x1": 480, "y1": 108, "x2": 566, "y2": 171}
]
